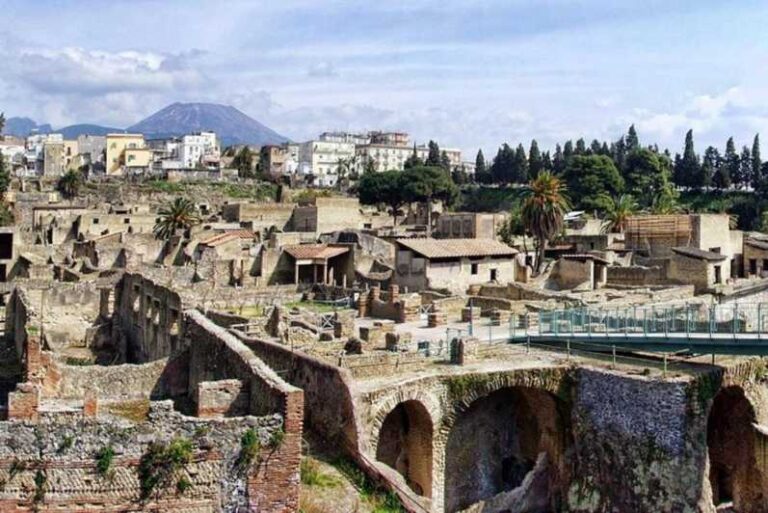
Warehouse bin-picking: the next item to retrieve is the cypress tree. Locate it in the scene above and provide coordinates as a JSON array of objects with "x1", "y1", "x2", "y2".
[
  {"x1": 739, "y1": 146, "x2": 752, "y2": 190},
  {"x1": 589, "y1": 139, "x2": 602, "y2": 155},
  {"x1": 528, "y1": 140, "x2": 543, "y2": 179},
  {"x1": 563, "y1": 141, "x2": 574, "y2": 161},
  {"x1": 752, "y1": 134, "x2": 762, "y2": 190},
  {"x1": 474, "y1": 149, "x2": 487, "y2": 183},
  {"x1": 513, "y1": 144, "x2": 528, "y2": 183},
  {"x1": 553, "y1": 144, "x2": 565, "y2": 174},
  {"x1": 701, "y1": 146, "x2": 719, "y2": 189},
  {"x1": 626, "y1": 125, "x2": 639, "y2": 152},
  {"x1": 724, "y1": 137, "x2": 739, "y2": 189},
  {"x1": 575, "y1": 138, "x2": 587, "y2": 155},
  {"x1": 426, "y1": 140, "x2": 441, "y2": 167},
  {"x1": 674, "y1": 129, "x2": 700, "y2": 188}
]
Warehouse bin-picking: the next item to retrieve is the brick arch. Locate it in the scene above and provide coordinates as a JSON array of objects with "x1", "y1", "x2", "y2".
[
  {"x1": 433, "y1": 370, "x2": 571, "y2": 513},
  {"x1": 368, "y1": 388, "x2": 442, "y2": 452},
  {"x1": 375, "y1": 400, "x2": 434, "y2": 498},
  {"x1": 707, "y1": 384, "x2": 765, "y2": 510}
]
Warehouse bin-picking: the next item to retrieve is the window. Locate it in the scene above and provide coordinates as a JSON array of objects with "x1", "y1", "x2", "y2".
[
  {"x1": 93, "y1": 218, "x2": 99, "y2": 224},
  {"x1": 750, "y1": 259, "x2": 758, "y2": 274},
  {"x1": 764, "y1": 259, "x2": 768, "y2": 272},
  {"x1": 714, "y1": 265, "x2": 722, "y2": 284},
  {"x1": 124, "y1": 218, "x2": 130, "y2": 224},
  {"x1": 471, "y1": 263, "x2": 478, "y2": 275},
  {"x1": 490, "y1": 269, "x2": 498, "y2": 281}
]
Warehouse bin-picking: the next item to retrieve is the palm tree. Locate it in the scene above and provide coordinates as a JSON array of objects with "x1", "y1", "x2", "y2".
[
  {"x1": 601, "y1": 194, "x2": 638, "y2": 234},
  {"x1": 153, "y1": 197, "x2": 200, "y2": 240},
  {"x1": 57, "y1": 169, "x2": 84, "y2": 200},
  {"x1": 650, "y1": 188, "x2": 681, "y2": 215},
  {"x1": 521, "y1": 172, "x2": 570, "y2": 274}
]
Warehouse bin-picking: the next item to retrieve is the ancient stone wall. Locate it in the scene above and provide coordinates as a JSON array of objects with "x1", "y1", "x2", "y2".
[
  {"x1": 606, "y1": 264, "x2": 667, "y2": 286},
  {"x1": 0, "y1": 401, "x2": 296, "y2": 512},
  {"x1": 113, "y1": 273, "x2": 184, "y2": 363}
]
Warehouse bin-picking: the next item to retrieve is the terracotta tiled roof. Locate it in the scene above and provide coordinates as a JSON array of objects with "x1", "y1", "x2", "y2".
[
  {"x1": 199, "y1": 229, "x2": 253, "y2": 247},
  {"x1": 561, "y1": 254, "x2": 611, "y2": 265},
  {"x1": 283, "y1": 244, "x2": 349, "y2": 260},
  {"x1": 395, "y1": 238, "x2": 517, "y2": 259},
  {"x1": 671, "y1": 246, "x2": 727, "y2": 262}
]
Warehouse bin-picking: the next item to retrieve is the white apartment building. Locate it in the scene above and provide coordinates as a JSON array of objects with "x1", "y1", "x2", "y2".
[
  {"x1": 318, "y1": 132, "x2": 370, "y2": 145},
  {"x1": 415, "y1": 144, "x2": 463, "y2": 170},
  {"x1": 298, "y1": 140, "x2": 355, "y2": 187},
  {"x1": 179, "y1": 132, "x2": 219, "y2": 169},
  {"x1": 25, "y1": 133, "x2": 63, "y2": 175},
  {"x1": 355, "y1": 144, "x2": 414, "y2": 172}
]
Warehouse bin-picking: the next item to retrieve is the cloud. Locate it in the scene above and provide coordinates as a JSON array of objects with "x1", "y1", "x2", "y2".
[{"x1": 306, "y1": 62, "x2": 339, "y2": 78}]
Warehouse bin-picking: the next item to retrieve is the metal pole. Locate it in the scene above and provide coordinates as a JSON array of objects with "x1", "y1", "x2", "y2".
[
  {"x1": 663, "y1": 353, "x2": 668, "y2": 378},
  {"x1": 526, "y1": 336, "x2": 530, "y2": 353},
  {"x1": 567, "y1": 339, "x2": 571, "y2": 359},
  {"x1": 759, "y1": 303, "x2": 763, "y2": 340},
  {"x1": 733, "y1": 303, "x2": 738, "y2": 338},
  {"x1": 612, "y1": 345, "x2": 616, "y2": 368}
]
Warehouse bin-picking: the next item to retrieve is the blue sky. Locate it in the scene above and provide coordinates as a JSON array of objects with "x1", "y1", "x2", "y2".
[{"x1": 2, "y1": 0, "x2": 768, "y2": 158}]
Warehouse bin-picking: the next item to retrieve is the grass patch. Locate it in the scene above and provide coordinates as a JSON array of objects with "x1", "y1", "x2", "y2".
[
  {"x1": 105, "y1": 399, "x2": 151, "y2": 423},
  {"x1": 333, "y1": 458, "x2": 405, "y2": 513},
  {"x1": 283, "y1": 301, "x2": 348, "y2": 314},
  {"x1": 65, "y1": 356, "x2": 94, "y2": 366},
  {"x1": 226, "y1": 305, "x2": 264, "y2": 318},
  {"x1": 300, "y1": 458, "x2": 341, "y2": 488},
  {"x1": 145, "y1": 180, "x2": 186, "y2": 194}
]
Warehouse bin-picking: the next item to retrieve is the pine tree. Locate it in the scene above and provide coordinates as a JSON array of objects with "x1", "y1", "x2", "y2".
[
  {"x1": 513, "y1": 144, "x2": 529, "y2": 183},
  {"x1": 425, "y1": 140, "x2": 441, "y2": 167},
  {"x1": 542, "y1": 151, "x2": 552, "y2": 172},
  {"x1": 724, "y1": 137, "x2": 739, "y2": 190},
  {"x1": 575, "y1": 138, "x2": 587, "y2": 155},
  {"x1": 589, "y1": 139, "x2": 602, "y2": 155},
  {"x1": 528, "y1": 140, "x2": 543, "y2": 179},
  {"x1": 474, "y1": 149, "x2": 487, "y2": 183},
  {"x1": 752, "y1": 134, "x2": 762, "y2": 190},
  {"x1": 626, "y1": 125, "x2": 640, "y2": 152},
  {"x1": 612, "y1": 137, "x2": 627, "y2": 173}
]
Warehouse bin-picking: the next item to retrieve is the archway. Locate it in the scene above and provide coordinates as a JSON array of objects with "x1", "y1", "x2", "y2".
[
  {"x1": 376, "y1": 400, "x2": 433, "y2": 497},
  {"x1": 707, "y1": 386, "x2": 764, "y2": 510},
  {"x1": 444, "y1": 387, "x2": 569, "y2": 513}
]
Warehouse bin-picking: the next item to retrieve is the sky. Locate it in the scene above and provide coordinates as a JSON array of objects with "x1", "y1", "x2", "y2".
[{"x1": 2, "y1": 0, "x2": 768, "y2": 158}]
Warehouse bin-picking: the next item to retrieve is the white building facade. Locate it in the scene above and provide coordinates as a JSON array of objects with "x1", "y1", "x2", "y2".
[{"x1": 298, "y1": 140, "x2": 355, "y2": 187}]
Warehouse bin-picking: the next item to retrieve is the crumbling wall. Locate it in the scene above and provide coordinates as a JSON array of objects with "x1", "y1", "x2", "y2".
[
  {"x1": 606, "y1": 265, "x2": 667, "y2": 286},
  {"x1": 0, "y1": 401, "x2": 297, "y2": 512}
]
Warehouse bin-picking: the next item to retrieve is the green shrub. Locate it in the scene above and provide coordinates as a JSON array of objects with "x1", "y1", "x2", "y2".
[
  {"x1": 33, "y1": 470, "x2": 46, "y2": 502},
  {"x1": 268, "y1": 428, "x2": 285, "y2": 449},
  {"x1": 238, "y1": 428, "x2": 261, "y2": 468},
  {"x1": 58, "y1": 435, "x2": 74, "y2": 453},
  {"x1": 138, "y1": 437, "x2": 194, "y2": 500},
  {"x1": 96, "y1": 445, "x2": 115, "y2": 476}
]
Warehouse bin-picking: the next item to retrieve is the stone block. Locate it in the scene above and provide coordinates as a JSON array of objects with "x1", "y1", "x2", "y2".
[
  {"x1": 428, "y1": 312, "x2": 447, "y2": 328},
  {"x1": 461, "y1": 306, "x2": 482, "y2": 323},
  {"x1": 83, "y1": 389, "x2": 99, "y2": 418},
  {"x1": 386, "y1": 332, "x2": 413, "y2": 352},
  {"x1": 450, "y1": 337, "x2": 479, "y2": 365},
  {"x1": 8, "y1": 382, "x2": 40, "y2": 422},
  {"x1": 196, "y1": 379, "x2": 248, "y2": 418},
  {"x1": 490, "y1": 309, "x2": 511, "y2": 326}
]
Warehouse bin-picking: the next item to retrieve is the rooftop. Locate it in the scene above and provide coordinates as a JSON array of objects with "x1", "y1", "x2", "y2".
[
  {"x1": 199, "y1": 229, "x2": 254, "y2": 247},
  {"x1": 283, "y1": 244, "x2": 349, "y2": 260},
  {"x1": 671, "y1": 246, "x2": 728, "y2": 262},
  {"x1": 396, "y1": 238, "x2": 517, "y2": 259}
]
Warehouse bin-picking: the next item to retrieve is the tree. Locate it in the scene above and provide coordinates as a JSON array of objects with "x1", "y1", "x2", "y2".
[
  {"x1": 739, "y1": 146, "x2": 752, "y2": 190},
  {"x1": 232, "y1": 146, "x2": 255, "y2": 178},
  {"x1": 575, "y1": 138, "x2": 587, "y2": 155},
  {"x1": 0, "y1": 153, "x2": 10, "y2": 200},
  {"x1": 358, "y1": 170, "x2": 407, "y2": 225},
  {"x1": 612, "y1": 137, "x2": 627, "y2": 174},
  {"x1": 425, "y1": 140, "x2": 441, "y2": 167},
  {"x1": 521, "y1": 172, "x2": 570, "y2": 273},
  {"x1": 553, "y1": 144, "x2": 566, "y2": 174},
  {"x1": 562, "y1": 155, "x2": 624, "y2": 212},
  {"x1": 0, "y1": 112, "x2": 5, "y2": 134},
  {"x1": 474, "y1": 149, "x2": 490, "y2": 183},
  {"x1": 153, "y1": 197, "x2": 200, "y2": 240},
  {"x1": 404, "y1": 144, "x2": 423, "y2": 170},
  {"x1": 57, "y1": 169, "x2": 84, "y2": 200},
  {"x1": 529, "y1": 140, "x2": 543, "y2": 179},
  {"x1": 650, "y1": 187, "x2": 681, "y2": 215},
  {"x1": 626, "y1": 125, "x2": 639, "y2": 153},
  {"x1": 601, "y1": 194, "x2": 638, "y2": 233},
  {"x1": 402, "y1": 166, "x2": 459, "y2": 234},
  {"x1": 491, "y1": 144, "x2": 515, "y2": 184},
  {"x1": 440, "y1": 150, "x2": 451, "y2": 172},
  {"x1": 673, "y1": 129, "x2": 700, "y2": 188},
  {"x1": 623, "y1": 148, "x2": 673, "y2": 208},
  {"x1": 701, "y1": 146, "x2": 720, "y2": 190},
  {"x1": 513, "y1": 144, "x2": 528, "y2": 183},
  {"x1": 753, "y1": 134, "x2": 762, "y2": 191},
  {"x1": 451, "y1": 165, "x2": 469, "y2": 185},
  {"x1": 723, "y1": 137, "x2": 739, "y2": 190}
]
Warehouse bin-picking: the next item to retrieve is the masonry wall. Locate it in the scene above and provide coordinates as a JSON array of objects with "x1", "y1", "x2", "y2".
[
  {"x1": 0, "y1": 401, "x2": 295, "y2": 513},
  {"x1": 552, "y1": 258, "x2": 593, "y2": 290},
  {"x1": 606, "y1": 265, "x2": 667, "y2": 286},
  {"x1": 113, "y1": 273, "x2": 184, "y2": 363}
]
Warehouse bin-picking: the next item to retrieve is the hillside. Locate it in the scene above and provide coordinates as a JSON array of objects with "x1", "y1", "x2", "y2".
[{"x1": 127, "y1": 102, "x2": 290, "y2": 146}]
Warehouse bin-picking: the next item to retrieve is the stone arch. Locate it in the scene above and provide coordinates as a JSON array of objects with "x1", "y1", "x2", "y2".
[
  {"x1": 707, "y1": 385, "x2": 766, "y2": 510},
  {"x1": 442, "y1": 385, "x2": 570, "y2": 513},
  {"x1": 375, "y1": 399, "x2": 434, "y2": 498}
]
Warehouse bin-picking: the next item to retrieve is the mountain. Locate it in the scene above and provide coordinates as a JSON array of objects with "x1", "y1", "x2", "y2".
[
  {"x1": 4, "y1": 117, "x2": 53, "y2": 137},
  {"x1": 127, "y1": 102, "x2": 290, "y2": 146},
  {"x1": 3, "y1": 118, "x2": 118, "y2": 138},
  {"x1": 57, "y1": 124, "x2": 122, "y2": 138}
]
